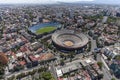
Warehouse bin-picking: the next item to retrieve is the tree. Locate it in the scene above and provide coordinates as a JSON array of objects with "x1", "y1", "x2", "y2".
[
  {"x1": 42, "y1": 72, "x2": 54, "y2": 80},
  {"x1": 83, "y1": 54, "x2": 85, "y2": 58},
  {"x1": 14, "y1": 65, "x2": 24, "y2": 71},
  {"x1": 98, "y1": 74, "x2": 104, "y2": 79},
  {"x1": 97, "y1": 62, "x2": 103, "y2": 70},
  {"x1": 16, "y1": 45, "x2": 20, "y2": 51},
  {"x1": 7, "y1": 75, "x2": 15, "y2": 80},
  {"x1": 0, "y1": 63, "x2": 5, "y2": 76},
  {"x1": 0, "y1": 66, "x2": 4, "y2": 75},
  {"x1": 60, "y1": 53, "x2": 64, "y2": 59},
  {"x1": 69, "y1": 57, "x2": 72, "y2": 62},
  {"x1": 107, "y1": 56, "x2": 112, "y2": 61},
  {"x1": 60, "y1": 59, "x2": 64, "y2": 66},
  {"x1": 93, "y1": 53, "x2": 97, "y2": 60},
  {"x1": 69, "y1": 51, "x2": 75, "y2": 59},
  {"x1": 38, "y1": 67, "x2": 47, "y2": 73},
  {"x1": 114, "y1": 55, "x2": 120, "y2": 61},
  {"x1": 0, "y1": 33, "x2": 2, "y2": 39},
  {"x1": 111, "y1": 78, "x2": 116, "y2": 80},
  {"x1": 16, "y1": 73, "x2": 26, "y2": 79}
]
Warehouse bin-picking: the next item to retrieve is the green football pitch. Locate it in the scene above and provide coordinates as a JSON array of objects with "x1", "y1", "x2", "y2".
[{"x1": 36, "y1": 26, "x2": 56, "y2": 34}]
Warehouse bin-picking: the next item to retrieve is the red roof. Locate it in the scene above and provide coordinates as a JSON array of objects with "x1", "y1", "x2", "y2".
[
  {"x1": 37, "y1": 48, "x2": 43, "y2": 52},
  {"x1": 19, "y1": 61, "x2": 26, "y2": 65},
  {"x1": 58, "y1": 78, "x2": 63, "y2": 80},
  {"x1": 20, "y1": 46, "x2": 27, "y2": 52},
  {"x1": 29, "y1": 55, "x2": 38, "y2": 61}
]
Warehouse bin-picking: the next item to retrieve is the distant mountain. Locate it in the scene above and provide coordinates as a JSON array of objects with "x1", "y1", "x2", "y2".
[
  {"x1": 57, "y1": 0, "x2": 120, "y2": 5},
  {"x1": 92, "y1": 0, "x2": 120, "y2": 5}
]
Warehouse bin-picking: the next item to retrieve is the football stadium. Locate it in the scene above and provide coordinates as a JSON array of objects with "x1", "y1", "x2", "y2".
[
  {"x1": 28, "y1": 22, "x2": 61, "y2": 35},
  {"x1": 52, "y1": 29, "x2": 89, "y2": 51}
]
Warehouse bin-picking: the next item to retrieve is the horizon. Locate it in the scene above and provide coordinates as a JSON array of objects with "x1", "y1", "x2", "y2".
[{"x1": 0, "y1": 0, "x2": 120, "y2": 5}]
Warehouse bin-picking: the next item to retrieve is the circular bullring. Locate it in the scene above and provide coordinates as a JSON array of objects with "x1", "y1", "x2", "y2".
[{"x1": 52, "y1": 29, "x2": 89, "y2": 50}]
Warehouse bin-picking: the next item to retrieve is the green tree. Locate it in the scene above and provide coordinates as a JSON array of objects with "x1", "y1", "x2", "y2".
[
  {"x1": 97, "y1": 62, "x2": 103, "y2": 70},
  {"x1": 69, "y1": 51, "x2": 75, "y2": 59},
  {"x1": 0, "y1": 33, "x2": 2, "y2": 39},
  {"x1": 93, "y1": 53, "x2": 97, "y2": 60},
  {"x1": 107, "y1": 56, "x2": 112, "y2": 61},
  {"x1": 0, "y1": 63, "x2": 5, "y2": 75},
  {"x1": 98, "y1": 74, "x2": 104, "y2": 79},
  {"x1": 16, "y1": 73, "x2": 26, "y2": 79},
  {"x1": 42, "y1": 72, "x2": 54, "y2": 80},
  {"x1": 0, "y1": 66, "x2": 4, "y2": 75},
  {"x1": 14, "y1": 65, "x2": 24, "y2": 71},
  {"x1": 7, "y1": 75, "x2": 15, "y2": 80},
  {"x1": 114, "y1": 56, "x2": 120, "y2": 61},
  {"x1": 111, "y1": 78, "x2": 116, "y2": 80},
  {"x1": 60, "y1": 59, "x2": 64, "y2": 66},
  {"x1": 60, "y1": 53, "x2": 64, "y2": 59}
]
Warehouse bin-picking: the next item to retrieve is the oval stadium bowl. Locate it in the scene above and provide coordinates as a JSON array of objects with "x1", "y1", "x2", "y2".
[{"x1": 52, "y1": 29, "x2": 89, "y2": 51}]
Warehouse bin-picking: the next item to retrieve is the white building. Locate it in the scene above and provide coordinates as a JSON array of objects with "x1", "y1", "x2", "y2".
[{"x1": 103, "y1": 43, "x2": 120, "y2": 59}]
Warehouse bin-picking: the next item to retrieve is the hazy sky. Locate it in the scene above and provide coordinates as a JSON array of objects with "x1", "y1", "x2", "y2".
[
  {"x1": 0, "y1": 0, "x2": 119, "y2": 4},
  {"x1": 0, "y1": 0, "x2": 94, "y2": 4}
]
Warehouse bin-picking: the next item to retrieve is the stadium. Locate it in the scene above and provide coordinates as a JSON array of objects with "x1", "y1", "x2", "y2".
[
  {"x1": 28, "y1": 22, "x2": 61, "y2": 35},
  {"x1": 52, "y1": 29, "x2": 89, "y2": 51}
]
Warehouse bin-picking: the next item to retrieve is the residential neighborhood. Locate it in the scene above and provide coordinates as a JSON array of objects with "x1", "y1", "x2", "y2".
[{"x1": 0, "y1": 2, "x2": 119, "y2": 80}]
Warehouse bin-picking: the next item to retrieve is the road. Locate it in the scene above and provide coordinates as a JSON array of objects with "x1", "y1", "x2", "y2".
[
  {"x1": 4, "y1": 64, "x2": 44, "y2": 79},
  {"x1": 97, "y1": 54, "x2": 114, "y2": 80},
  {"x1": 87, "y1": 33, "x2": 115, "y2": 80},
  {"x1": 102, "y1": 66, "x2": 112, "y2": 80},
  {"x1": 49, "y1": 61, "x2": 58, "y2": 80},
  {"x1": 87, "y1": 34, "x2": 97, "y2": 52}
]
